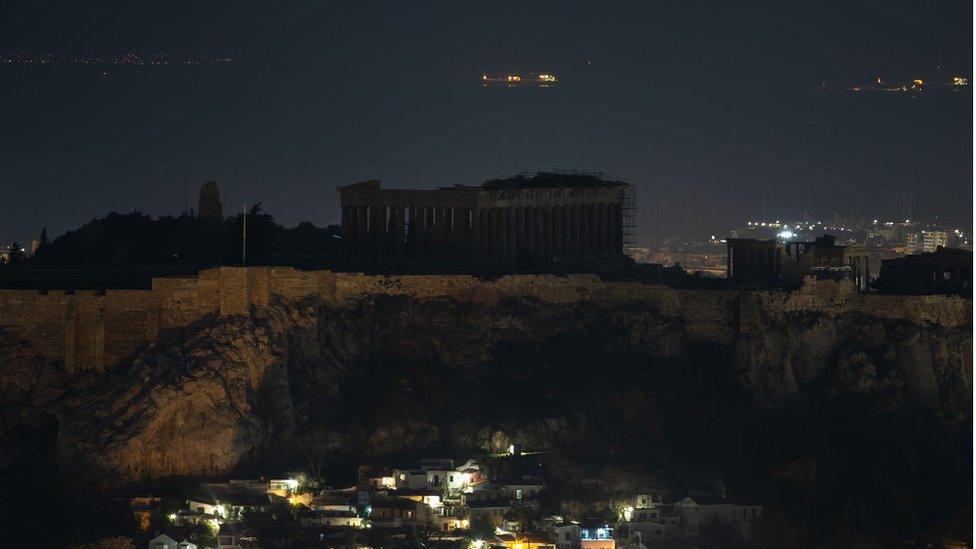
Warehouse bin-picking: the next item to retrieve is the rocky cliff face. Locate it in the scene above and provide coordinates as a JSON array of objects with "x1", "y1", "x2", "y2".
[{"x1": 1, "y1": 291, "x2": 969, "y2": 489}]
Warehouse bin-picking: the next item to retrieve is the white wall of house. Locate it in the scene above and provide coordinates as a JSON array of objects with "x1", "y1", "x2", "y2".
[
  {"x1": 148, "y1": 534, "x2": 178, "y2": 549},
  {"x1": 186, "y1": 499, "x2": 220, "y2": 517}
]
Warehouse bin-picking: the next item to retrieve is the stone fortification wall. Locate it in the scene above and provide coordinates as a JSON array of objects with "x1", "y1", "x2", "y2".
[{"x1": 0, "y1": 267, "x2": 968, "y2": 373}]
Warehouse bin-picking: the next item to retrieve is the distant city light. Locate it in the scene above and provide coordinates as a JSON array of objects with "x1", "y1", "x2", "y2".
[{"x1": 482, "y1": 72, "x2": 558, "y2": 87}]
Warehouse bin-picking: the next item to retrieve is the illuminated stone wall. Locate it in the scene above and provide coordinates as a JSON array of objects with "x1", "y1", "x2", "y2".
[{"x1": 0, "y1": 267, "x2": 968, "y2": 374}]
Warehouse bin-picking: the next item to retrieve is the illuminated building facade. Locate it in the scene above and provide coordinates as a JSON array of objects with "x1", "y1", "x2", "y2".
[
  {"x1": 919, "y1": 230, "x2": 949, "y2": 253},
  {"x1": 338, "y1": 172, "x2": 630, "y2": 270}
]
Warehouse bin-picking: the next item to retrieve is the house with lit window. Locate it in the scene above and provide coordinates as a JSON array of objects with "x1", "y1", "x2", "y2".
[
  {"x1": 546, "y1": 520, "x2": 580, "y2": 549},
  {"x1": 432, "y1": 506, "x2": 470, "y2": 532},
  {"x1": 187, "y1": 484, "x2": 284, "y2": 522},
  {"x1": 490, "y1": 532, "x2": 557, "y2": 549},
  {"x1": 398, "y1": 488, "x2": 444, "y2": 511},
  {"x1": 172, "y1": 509, "x2": 222, "y2": 528},
  {"x1": 394, "y1": 468, "x2": 431, "y2": 490},
  {"x1": 297, "y1": 509, "x2": 364, "y2": 528},
  {"x1": 457, "y1": 459, "x2": 487, "y2": 491},
  {"x1": 311, "y1": 488, "x2": 359, "y2": 513},
  {"x1": 369, "y1": 496, "x2": 427, "y2": 527},
  {"x1": 579, "y1": 519, "x2": 614, "y2": 549},
  {"x1": 497, "y1": 476, "x2": 546, "y2": 501},
  {"x1": 360, "y1": 466, "x2": 397, "y2": 490}
]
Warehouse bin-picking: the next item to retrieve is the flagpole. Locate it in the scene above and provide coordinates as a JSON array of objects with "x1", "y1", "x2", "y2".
[{"x1": 242, "y1": 203, "x2": 247, "y2": 266}]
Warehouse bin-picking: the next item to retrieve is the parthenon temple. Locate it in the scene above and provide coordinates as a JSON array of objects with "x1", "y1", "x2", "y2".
[{"x1": 338, "y1": 172, "x2": 630, "y2": 269}]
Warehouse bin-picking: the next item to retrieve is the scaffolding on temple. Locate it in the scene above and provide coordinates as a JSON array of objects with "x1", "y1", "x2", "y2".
[{"x1": 622, "y1": 182, "x2": 637, "y2": 250}]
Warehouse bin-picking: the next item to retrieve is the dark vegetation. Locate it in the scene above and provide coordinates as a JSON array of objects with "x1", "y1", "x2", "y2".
[{"x1": 0, "y1": 208, "x2": 341, "y2": 289}]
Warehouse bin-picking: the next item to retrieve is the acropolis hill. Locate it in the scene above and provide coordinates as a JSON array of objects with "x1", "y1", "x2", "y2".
[
  {"x1": 0, "y1": 264, "x2": 968, "y2": 534},
  {"x1": 0, "y1": 266, "x2": 969, "y2": 375}
]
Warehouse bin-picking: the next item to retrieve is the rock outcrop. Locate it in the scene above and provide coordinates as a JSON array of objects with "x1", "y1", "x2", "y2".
[{"x1": 0, "y1": 291, "x2": 970, "y2": 487}]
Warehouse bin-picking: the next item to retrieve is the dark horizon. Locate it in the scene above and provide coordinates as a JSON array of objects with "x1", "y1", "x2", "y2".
[{"x1": 0, "y1": 0, "x2": 971, "y2": 245}]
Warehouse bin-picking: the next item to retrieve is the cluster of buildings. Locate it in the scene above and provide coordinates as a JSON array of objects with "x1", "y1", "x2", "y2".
[
  {"x1": 727, "y1": 234, "x2": 871, "y2": 290},
  {"x1": 840, "y1": 74, "x2": 970, "y2": 93},
  {"x1": 481, "y1": 73, "x2": 559, "y2": 87},
  {"x1": 724, "y1": 217, "x2": 972, "y2": 295},
  {"x1": 731, "y1": 218, "x2": 971, "y2": 254},
  {"x1": 138, "y1": 454, "x2": 763, "y2": 549}
]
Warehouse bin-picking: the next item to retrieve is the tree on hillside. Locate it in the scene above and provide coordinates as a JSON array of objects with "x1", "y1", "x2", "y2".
[{"x1": 226, "y1": 202, "x2": 276, "y2": 265}]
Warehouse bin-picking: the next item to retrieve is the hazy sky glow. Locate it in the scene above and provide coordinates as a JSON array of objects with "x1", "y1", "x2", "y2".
[{"x1": 0, "y1": 0, "x2": 971, "y2": 244}]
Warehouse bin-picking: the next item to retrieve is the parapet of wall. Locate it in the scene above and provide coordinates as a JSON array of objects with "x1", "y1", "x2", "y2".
[{"x1": 0, "y1": 268, "x2": 968, "y2": 374}]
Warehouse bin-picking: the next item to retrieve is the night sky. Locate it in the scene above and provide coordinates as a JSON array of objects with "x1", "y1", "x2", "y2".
[{"x1": 0, "y1": 1, "x2": 971, "y2": 245}]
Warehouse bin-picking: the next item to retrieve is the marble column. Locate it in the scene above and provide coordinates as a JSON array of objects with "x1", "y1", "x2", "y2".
[
  {"x1": 516, "y1": 207, "x2": 526, "y2": 258},
  {"x1": 606, "y1": 203, "x2": 617, "y2": 253},
  {"x1": 391, "y1": 205, "x2": 404, "y2": 259},
  {"x1": 596, "y1": 204, "x2": 607, "y2": 254},
  {"x1": 487, "y1": 208, "x2": 498, "y2": 261},
  {"x1": 568, "y1": 204, "x2": 578, "y2": 255},
  {"x1": 440, "y1": 207, "x2": 451, "y2": 257},
  {"x1": 534, "y1": 206, "x2": 545, "y2": 259},
  {"x1": 423, "y1": 206, "x2": 437, "y2": 259},
  {"x1": 374, "y1": 205, "x2": 387, "y2": 260},
  {"x1": 506, "y1": 207, "x2": 516, "y2": 262},
  {"x1": 614, "y1": 202, "x2": 621, "y2": 252},
  {"x1": 582, "y1": 204, "x2": 592, "y2": 254},
  {"x1": 414, "y1": 206, "x2": 424, "y2": 259},
  {"x1": 552, "y1": 206, "x2": 562, "y2": 256},
  {"x1": 499, "y1": 207, "x2": 508, "y2": 262},
  {"x1": 541, "y1": 206, "x2": 551, "y2": 257},
  {"x1": 356, "y1": 205, "x2": 368, "y2": 259}
]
